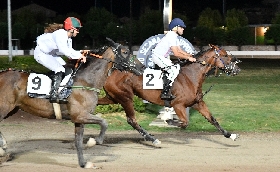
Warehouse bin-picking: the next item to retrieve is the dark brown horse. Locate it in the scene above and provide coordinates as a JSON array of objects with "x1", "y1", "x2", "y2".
[
  {"x1": 98, "y1": 44, "x2": 241, "y2": 144},
  {"x1": 0, "y1": 38, "x2": 144, "y2": 168}
]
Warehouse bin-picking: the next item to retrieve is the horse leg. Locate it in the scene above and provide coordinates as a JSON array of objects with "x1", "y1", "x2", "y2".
[
  {"x1": 0, "y1": 104, "x2": 18, "y2": 156},
  {"x1": 171, "y1": 104, "x2": 189, "y2": 128},
  {"x1": 74, "y1": 123, "x2": 86, "y2": 167},
  {"x1": 0, "y1": 132, "x2": 7, "y2": 158},
  {"x1": 192, "y1": 100, "x2": 239, "y2": 141},
  {"x1": 99, "y1": 93, "x2": 161, "y2": 144},
  {"x1": 73, "y1": 114, "x2": 107, "y2": 169},
  {"x1": 122, "y1": 101, "x2": 161, "y2": 145},
  {"x1": 98, "y1": 95, "x2": 115, "y2": 105},
  {"x1": 72, "y1": 113, "x2": 108, "y2": 145}
]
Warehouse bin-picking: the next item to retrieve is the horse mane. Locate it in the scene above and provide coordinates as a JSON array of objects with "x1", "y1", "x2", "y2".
[
  {"x1": 176, "y1": 49, "x2": 210, "y2": 67},
  {"x1": 44, "y1": 23, "x2": 64, "y2": 33}
]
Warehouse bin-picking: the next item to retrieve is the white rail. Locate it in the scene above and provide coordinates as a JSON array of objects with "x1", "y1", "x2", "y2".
[
  {"x1": 1, "y1": 50, "x2": 280, "y2": 59},
  {"x1": 227, "y1": 51, "x2": 280, "y2": 58}
]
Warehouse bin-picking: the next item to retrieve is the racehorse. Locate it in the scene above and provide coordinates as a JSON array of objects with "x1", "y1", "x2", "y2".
[
  {"x1": 0, "y1": 38, "x2": 144, "y2": 168},
  {"x1": 98, "y1": 44, "x2": 241, "y2": 144}
]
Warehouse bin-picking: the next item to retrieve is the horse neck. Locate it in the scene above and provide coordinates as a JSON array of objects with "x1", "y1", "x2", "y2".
[
  {"x1": 181, "y1": 51, "x2": 216, "y2": 86},
  {"x1": 76, "y1": 58, "x2": 110, "y2": 89},
  {"x1": 76, "y1": 47, "x2": 116, "y2": 88},
  {"x1": 102, "y1": 48, "x2": 114, "y2": 73}
]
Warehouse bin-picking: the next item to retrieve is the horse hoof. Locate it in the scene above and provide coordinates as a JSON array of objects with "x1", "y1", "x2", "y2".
[
  {"x1": 230, "y1": 134, "x2": 239, "y2": 141},
  {"x1": 152, "y1": 139, "x2": 161, "y2": 145},
  {"x1": 84, "y1": 162, "x2": 101, "y2": 169},
  {"x1": 94, "y1": 137, "x2": 103, "y2": 145},
  {"x1": 86, "y1": 138, "x2": 96, "y2": 147}
]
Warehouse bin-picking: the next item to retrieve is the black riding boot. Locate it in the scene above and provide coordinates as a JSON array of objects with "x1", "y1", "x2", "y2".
[
  {"x1": 49, "y1": 72, "x2": 64, "y2": 103},
  {"x1": 160, "y1": 79, "x2": 176, "y2": 100}
]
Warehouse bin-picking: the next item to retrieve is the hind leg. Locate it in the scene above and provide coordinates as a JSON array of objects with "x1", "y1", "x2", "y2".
[
  {"x1": 98, "y1": 95, "x2": 116, "y2": 105},
  {"x1": 0, "y1": 132, "x2": 7, "y2": 150},
  {"x1": 192, "y1": 100, "x2": 239, "y2": 141},
  {"x1": 0, "y1": 132, "x2": 7, "y2": 159},
  {"x1": 71, "y1": 113, "x2": 108, "y2": 145},
  {"x1": 171, "y1": 104, "x2": 189, "y2": 128},
  {"x1": 121, "y1": 101, "x2": 161, "y2": 145},
  {"x1": 71, "y1": 113, "x2": 107, "y2": 169},
  {"x1": 0, "y1": 132, "x2": 9, "y2": 165},
  {"x1": 0, "y1": 104, "x2": 18, "y2": 152}
]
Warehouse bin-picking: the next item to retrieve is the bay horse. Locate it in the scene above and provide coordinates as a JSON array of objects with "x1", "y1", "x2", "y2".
[
  {"x1": 0, "y1": 38, "x2": 144, "y2": 168},
  {"x1": 98, "y1": 44, "x2": 241, "y2": 144}
]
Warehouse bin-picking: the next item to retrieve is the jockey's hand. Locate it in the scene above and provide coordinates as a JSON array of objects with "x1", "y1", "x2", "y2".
[
  {"x1": 81, "y1": 50, "x2": 90, "y2": 55},
  {"x1": 188, "y1": 56, "x2": 196, "y2": 62},
  {"x1": 80, "y1": 55, "x2": 87, "y2": 63}
]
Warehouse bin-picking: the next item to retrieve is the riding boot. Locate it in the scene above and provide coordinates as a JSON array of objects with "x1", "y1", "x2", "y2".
[
  {"x1": 160, "y1": 79, "x2": 176, "y2": 100},
  {"x1": 49, "y1": 72, "x2": 64, "y2": 103}
]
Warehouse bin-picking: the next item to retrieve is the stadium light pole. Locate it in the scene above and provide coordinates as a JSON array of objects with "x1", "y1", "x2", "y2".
[
  {"x1": 223, "y1": 0, "x2": 226, "y2": 19},
  {"x1": 7, "y1": 0, "x2": 12, "y2": 61},
  {"x1": 129, "y1": 0, "x2": 132, "y2": 51}
]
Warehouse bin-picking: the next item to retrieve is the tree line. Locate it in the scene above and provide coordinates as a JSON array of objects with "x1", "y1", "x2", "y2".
[{"x1": 0, "y1": 6, "x2": 280, "y2": 50}]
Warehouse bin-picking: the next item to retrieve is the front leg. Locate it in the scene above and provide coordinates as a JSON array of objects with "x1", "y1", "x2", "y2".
[
  {"x1": 75, "y1": 123, "x2": 86, "y2": 168},
  {"x1": 192, "y1": 100, "x2": 239, "y2": 141},
  {"x1": 75, "y1": 123, "x2": 99, "y2": 168}
]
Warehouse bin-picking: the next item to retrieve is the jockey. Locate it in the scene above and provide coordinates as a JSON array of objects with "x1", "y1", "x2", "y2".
[
  {"x1": 34, "y1": 17, "x2": 87, "y2": 103},
  {"x1": 151, "y1": 18, "x2": 196, "y2": 100}
]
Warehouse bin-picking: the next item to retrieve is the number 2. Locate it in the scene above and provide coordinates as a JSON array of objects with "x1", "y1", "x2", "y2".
[{"x1": 146, "y1": 74, "x2": 154, "y2": 86}]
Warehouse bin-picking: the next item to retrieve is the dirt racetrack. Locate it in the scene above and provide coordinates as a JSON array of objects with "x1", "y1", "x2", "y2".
[{"x1": 0, "y1": 110, "x2": 280, "y2": 172}]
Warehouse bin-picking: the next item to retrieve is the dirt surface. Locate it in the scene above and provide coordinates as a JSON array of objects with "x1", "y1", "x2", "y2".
[{"x1": 0, "y1": 110, "x2": 280, "y2": 172}]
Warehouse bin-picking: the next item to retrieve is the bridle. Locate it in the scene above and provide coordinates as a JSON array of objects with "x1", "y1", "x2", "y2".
[
  {"x1": 76, "y1": 41, "x2": 144, "y2": 76},
  {"x1": 192, "y1": 47, "x2": 240, "y2": 76}
]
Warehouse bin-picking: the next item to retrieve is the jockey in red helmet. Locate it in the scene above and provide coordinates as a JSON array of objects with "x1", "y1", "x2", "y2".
[
  {"x1": 34, "y1": 17, "x2": 86, "y2": 103},
  {"x1": 64, "y1": 17, "x2": 83, "y2": 37}
]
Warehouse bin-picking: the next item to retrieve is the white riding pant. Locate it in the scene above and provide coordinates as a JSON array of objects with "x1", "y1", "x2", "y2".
[
  {"x1": 34, "y1": 46, "x2": 66, "y2": 73},
  {"x1": 152, "y1": 52, "x2": 180, "y2": 86}
]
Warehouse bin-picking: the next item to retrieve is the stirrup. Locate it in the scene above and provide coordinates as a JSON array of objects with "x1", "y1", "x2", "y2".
[
  {"x1": 160, "y1": 93, "x2": 176, "y2": 100},
  {"x1": 58, "y1": 98, "x2": 68, "y2": 104},
  {"x1": 49, "y1": 97, "x2": 58, "y2": 103}
]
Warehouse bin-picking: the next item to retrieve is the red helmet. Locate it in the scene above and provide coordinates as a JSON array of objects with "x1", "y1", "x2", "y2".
[{"x1": 64, "y1": 17, "x2": 82, "y2": 30}]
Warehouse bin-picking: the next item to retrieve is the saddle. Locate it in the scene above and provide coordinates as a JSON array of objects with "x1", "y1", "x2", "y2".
[
  {"x1": 27, "y1": 67, "x2": 74, "y2": 100},
  {"x1": 143, "y1": 67, "x2": 174, "y2": 107}
]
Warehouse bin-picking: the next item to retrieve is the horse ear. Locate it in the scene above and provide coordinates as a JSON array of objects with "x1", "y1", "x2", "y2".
[
  {"x1": 106, "y1": 37, "x2": 120, "y2": 49},
  {"x1": 209, "y1": 44, "x2": 214, "y2": 48},
  {"x1": 106, "y1": 37, "x2": 116, "y2": 46}
]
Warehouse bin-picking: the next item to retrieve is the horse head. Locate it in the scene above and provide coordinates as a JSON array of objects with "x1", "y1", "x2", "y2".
[
  {"x1": 199, "y1": 44, "x2": 241, "y2": 76},
  {"x1": 105, "y1": 37, "x2": 145, "y2": 76}
]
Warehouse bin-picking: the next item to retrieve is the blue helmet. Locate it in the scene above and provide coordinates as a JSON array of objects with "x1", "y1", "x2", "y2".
[{"x1": 168, "y1": 18, "x2": 186, "y2": 30}]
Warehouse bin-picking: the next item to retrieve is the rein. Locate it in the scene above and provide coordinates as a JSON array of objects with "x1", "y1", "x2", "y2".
[
  {"x1": 69, "y1": 52, "x2": 106, "y2": 93},
  {"x1": 70, "y1": 45, "x2": 132, "y2": 92},
  {"x1": 71, "y1": 86, "x2": 100, "y2": 93}
]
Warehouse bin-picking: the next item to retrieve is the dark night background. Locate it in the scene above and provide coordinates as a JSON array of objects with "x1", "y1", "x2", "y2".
[
  {"x1": 0, "y1": 0, "x2": 264, "y2": 23},
  {"x1": 0, "y1": 0, "x2": 276, "y2": 49}
]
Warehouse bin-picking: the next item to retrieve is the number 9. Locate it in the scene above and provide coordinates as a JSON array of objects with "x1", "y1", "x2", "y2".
[{"x1": 32, "y1": 76, "x2": 41, "y2": 90}]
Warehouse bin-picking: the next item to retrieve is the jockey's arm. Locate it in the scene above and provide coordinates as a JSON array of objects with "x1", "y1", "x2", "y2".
[{"x1": 171, "y1": 46, "x2": 196, "y2": 62}]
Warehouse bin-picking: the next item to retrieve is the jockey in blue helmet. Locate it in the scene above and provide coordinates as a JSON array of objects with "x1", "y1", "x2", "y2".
[
  {"x1": 168, "y1": 18, "x2": 186, "y2": 31},
  {"x1": 151, "y1": 18, "x2": 196, "y2": 100}
]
